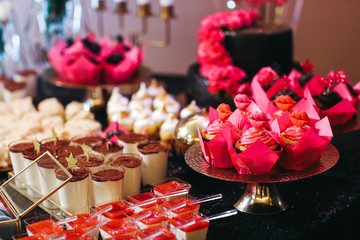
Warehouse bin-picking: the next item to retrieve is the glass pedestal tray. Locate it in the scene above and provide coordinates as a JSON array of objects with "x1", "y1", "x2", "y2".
[
  {"x1": 184, "y1": 143, "x2": 339, "y2": 215},
  {"x1": 47, "y1": 65, "x2": 152, "y2": 110},
  {"x1": 6, "y1": 171, "x2": 72, "y2": 219}
]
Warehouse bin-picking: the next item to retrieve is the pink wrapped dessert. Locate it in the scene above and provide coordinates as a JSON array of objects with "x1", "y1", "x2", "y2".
[
  {"x1": 198, "y1": 104, "x2": 239, "y2": 168},
  {"x1": 48, "y1": 33, "x2": 142, "y2": 85},
  {"x1": 274, "y1": 110, "x2": 333, "y2": 170},
  {"x1": 227, "y1": 111, "x2": 282, "y2": 175}
]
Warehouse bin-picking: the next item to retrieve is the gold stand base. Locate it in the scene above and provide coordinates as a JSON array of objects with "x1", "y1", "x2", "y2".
[
  {"x1": 234, "y1": 182, "x2": 287, "y2": 215},
  {"x1": 83, "y1": 87, "x2": 105, "y2": 111}
]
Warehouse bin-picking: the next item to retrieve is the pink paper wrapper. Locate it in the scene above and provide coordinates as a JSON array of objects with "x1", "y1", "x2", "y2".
[
  {"x1": 224, "y1": 127, "x2": 282, "y2": 175},
  {"x1": 334, "y1": 82, "x2": 358, "y2": 108},
  {"x1": 319, "y1": 99, "x2": 357, "y2": 126},
  {"x1": 64, "y1": 55, "x2": 101, "y2": 84},
  {"x1": 197, "y1": 126, "x2": 238, "y2": 168},
  {"x1": 272, "y1": 115, "x2": 333, "y2": 171},
  {"x1": 47, "y1": 39, "x2": 68, "y2": 79},
  {"x1": 104, "y1": 58, "x2": 139, "y2": 83}
]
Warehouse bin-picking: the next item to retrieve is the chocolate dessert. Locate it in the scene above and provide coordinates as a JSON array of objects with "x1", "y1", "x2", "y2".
[
  {"x1": 314, "y1": 90, "x2": 343, "y2": 110},
  {"x1": 56, "y1": 145, "x2": 83, "y2": 158},
  {"x1": 91, "y1": 169, "x2": 124, "y2": 182},
  {"x1": 75, "y1": 155, "x2": 104, "y2": 167},
  {"x1": 137, "y1": 141, "x2": 167, "y2": 155},
  {"x1": 22, "y1": 148, "x2": 47, "y2": 160},
  {"x1": 72, "y1": 136, "x2": 103, "y2": 146},
  {"x1": 109, "y1": 154, "x2": 142, "y2": 168},
  {"x1": 118, "y1": 134, "x2": 148, "y2": 143},
  {"x1": 37, "y1": 156, "x2": 60, "y2": 169},
  {"x1": 8, "y1": 140, "x2": 34, "y2": 153},
  {"x1": 4, "y1": 81, "x2": 26, "y2": 91},
  {"x1": 92, "y1": 142, "x2": 124, "y2": 154},
  {"x1": 55, "y1": 167, "x2": 89, "y2": 182},
  {"x1": 41, "y1": 138, "x2": 71, "y2": 155}
]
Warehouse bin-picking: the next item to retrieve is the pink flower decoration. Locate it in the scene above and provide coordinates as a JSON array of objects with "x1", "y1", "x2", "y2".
[
  {"x1": 249, "y1": 111, "x2": 269, "y2": 128},
  {"x1": 255, "y1": 67, "x2": 277, "y2": 87}
]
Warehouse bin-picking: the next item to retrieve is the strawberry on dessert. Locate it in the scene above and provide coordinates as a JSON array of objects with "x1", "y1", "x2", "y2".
[
  {"x1": 170, "y1": 212, "x2": 209, "y2": 240},
  {"x1": 152, "y1": 178, "x2": 191, "y2": 201},
  {"x1": 99, "y1": 219, "x2": 136, "y2": 239},
  {"x1": 96, "y1": 201, "x2": 134, "y2": 220},
  {"x1": 137, "y1": 226, "x2": 175, "y2": 240},
  {"x1": 162, "y1": 198, "x2": 200, "y2": 217},
  {"x1": 26, "y1": 219, "x2": 63, "y2": 237}
]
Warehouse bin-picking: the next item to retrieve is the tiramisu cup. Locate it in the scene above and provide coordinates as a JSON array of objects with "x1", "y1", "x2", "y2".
[
  {"x1": 72, "y1": 135, "x2": 103, "y2": 147},
  {"x1": 2, "y1": 80, "x2": 27, "y2": 105},
  {"x1": 36, "y1": 154, "x2": 62, "y2": 209},
  {"x1": 8, "y1": 139, "x2": 34, "y2": 188},
  {"x1": 0, "y1": 76, "x2": 9, "y2": 100},
  {"x1": 55, "y1": 166, "x2": 90, "y2": 214},
  {"x1": 91, "y1": 141, "x2": 124, "y2": 163},
  {"x1": 137, "y1": 141, "x2": 168, "y2": 186},
  {"x1": 109, "y1": 153, "x2": 142, "y2": 199},
  {"x1": 41, "y1": 137, "x2": 70, "y2": 156},
  {"x1": 75, "y1": 154, "x2": 105, "y2": 207},
  {"x1": 56, "y1": 145, "x2": 84, "y2": 158},
  {"x1": 22, "y1": 147, "x2": 46, "y2": 198},
  {"x1": 117, "y1": 133, "x2": 148, "y2": 154},
  {"x1": 13, "y1": 69, "x2": 37, "y2": 97},
  {"x1": 90, "y1": 165, "x2": 125, "y2": 206}
]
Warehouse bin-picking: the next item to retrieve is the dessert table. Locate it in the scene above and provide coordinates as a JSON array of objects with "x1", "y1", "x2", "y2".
[{"x1": 1, "y1": 74, "x2": 360, "y2": 240}]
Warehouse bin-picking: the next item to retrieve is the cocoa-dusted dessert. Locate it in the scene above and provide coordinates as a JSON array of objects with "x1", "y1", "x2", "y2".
[
  {"x1": 75, "y1": 154, "x2": 104, "y2": 168},
  {"x1": 8, "y1": 139, "x2": 34, "y2": 185},
  {"x1": 313, "y1": 89, "x2": 343, "y2": 110},
  {"x1": 117, "y1": 133, "x2": 148, "y2": 154},
  {"x1": 137, "y1": 141, "x2": 168, "y2": 186},
  {"x1": 56, "y1": 145, "x2": 83, "y2": 158},
  {"x1": 2, "y1": 80, "x2": 27, "y2": 105},
  {"x1": 72, "y1": 135, "x2": 103, "y2": 147},
  {"x1": 91, "y1": 141, "x2": 124, "y2": 163},
  {"x1": 14, "y1": 69, "x2": 37, "y2": 97},
  {"x1": 109, "y1": 153, "x2": 142, "y2": 199},
  {"x1": 90, "y1": 166, "x2": 125, "y2": 205},
  {"x1": 36, "y1": 155, "x2": 62, "y2": 208},
  {"x1": 41, "y1": 137, "x2": 71, "y2": 155},
  {"x1": 55, "y1": 164, "x2": 90, "y2": 214}
]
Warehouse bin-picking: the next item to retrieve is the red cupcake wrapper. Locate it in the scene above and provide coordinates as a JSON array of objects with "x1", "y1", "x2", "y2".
[
  {"x1": 104, "y1": 59, "x2": 139, "y2": 84},
  {"x1": 64, "y1": 55, "x2": 101, "y2": 84}
]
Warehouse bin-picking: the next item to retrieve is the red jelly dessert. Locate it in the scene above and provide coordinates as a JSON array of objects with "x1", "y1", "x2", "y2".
[
  {"x1": 170, "y1": 212, "x2": 209, "y2": 238},
  {"x1": 136, "y1": 208, "x2": 169, "y2": 229},
  {"x1": 16, "y1": 235, "x2": 46, "y2": 240},
  {"x1": 26, "y1": 219, "x2": 63, "y2": 236},
  {"x1": 66, "y1": 213, "x2": 100, "y2": 230},
  {"x1": 137, "y1": 226, "x2": 175, "y2": 240},
  {"x1": 103, "y1": 236, "x2": 137, "y2": 240},
  {"x1": 162, "y1": 198, "x2": 200, "y2": 217},
  {"x1": 128, "y1": 192, "x2": 161, "y2": 211},
  {"x1": 54, "y1": 228, "x2": 91, "y2": 240},
  {"x1": 96, "y1": 201, "x2": 134, "y2": 220},
  {"x1": 99, "y1": 219, "x2": 136, "y2": 238}
]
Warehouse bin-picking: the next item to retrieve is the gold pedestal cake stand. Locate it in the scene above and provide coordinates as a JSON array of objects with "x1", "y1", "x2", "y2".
[{"x1": 184, "y1": 143, "x2": 339, "y2": 215}]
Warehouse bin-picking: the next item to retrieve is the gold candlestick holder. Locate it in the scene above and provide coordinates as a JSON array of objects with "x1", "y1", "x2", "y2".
[{"x1": 115, "y1": 2, "x2": 176, "y2": 48}]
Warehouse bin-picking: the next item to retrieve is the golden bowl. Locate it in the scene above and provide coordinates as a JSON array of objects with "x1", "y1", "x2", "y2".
[{"x1": 174, "y1": 111, "x2": 209, "y2": 157}]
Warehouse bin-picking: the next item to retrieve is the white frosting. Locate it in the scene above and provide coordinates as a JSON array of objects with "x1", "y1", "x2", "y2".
[
  {"x1": 165, "y1": 99, "x2": 181, "y2": 114},
  {"x1": 160, "y1": 0, "x2": 174, "y2": 7},
  {"x1": 152, "y1": 105, "x2": 169, "y2": 125},
  {"x1": 134, "y1": 112, "x2": 155, "y2": 131},
  {"x1": 160, "y1": 114, "x2": 179, "y2": 132},
  {"x1": 180, "y1": 100, "x2": 201, "y2": 119},
  {"x1": 107, "y1": 87, "x2": 129, "y2": 114},
  {"x1": 147, "y1": 78, "x2": 165, "y2": 98},
  {"x1": 130, "y1": 106, "x2": 152, "y2": 121},
  {"x1": 153, "y1": 89, "x2": 169, "y2": 109}
]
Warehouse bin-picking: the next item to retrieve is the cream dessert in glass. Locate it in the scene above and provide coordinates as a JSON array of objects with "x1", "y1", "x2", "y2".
[
  {"x1": 25, "y1": 219, "x2": 63, "y2": 237},
  {"x1": 8, "y1": 139, "x2": 34, "y2": 188},
  {"x1": 2, "y1": 81, "x2": 27, "y2": 105},
  {"x1": 22, "y1": 146, "x2": 47, "y2": 198},
  {"x1": 127, "y1": 190, "x2": 161, "y2": 213},
  {"x1": 91, "y1": 141, "x2": 124, "y2": 163},
  {"x1": 137, "y1": 141, "x2": 168, "y2": 186},
  {"x1": 36, "y1": 154, "x2": 63, "y2": 209},
  {"x1": 55, "y1": 165, "x2": 90, "y2": 214},
  {"x1": 75, "y1": 154, "x2": 105, "y2": 207},
  {"x1": 117, "y1": 133, "x2": 148, "y2": 154},
  {"x1": 64, "y1": 213, "x2": 101, "y2": 239},
  {"x1": 40, "y1": 137, "x2": 70, "y2": 156},
  {"x1": 109, "y1": 153, "x2": 142, "y2": 199},
  {"x1": 72, "y1": 135, "x2": 103, "y2": 147},
  {"x1": 135, "y1": 207, "x2": 170, "y2": 230},
  {"x1": 13, "y1": 69, "x2": 37, "y2": 97},
  {"x1": 137, "y1": 225, "x2": 175, "y2": 240},
  {"x1": 90, "y1": 165, "x2": 125, "y2": 206},
  {"x1": 162, "y1": 198, "x2": 200, "y2": 218},
  {"x1": 56, "y1": 145, "x2": 84, "y2": 158}
]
